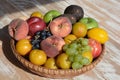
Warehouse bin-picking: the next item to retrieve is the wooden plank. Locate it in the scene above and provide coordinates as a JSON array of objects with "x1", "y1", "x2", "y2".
[{"x1": 0, "y1": 0, "x2": 120, "y2": 80}]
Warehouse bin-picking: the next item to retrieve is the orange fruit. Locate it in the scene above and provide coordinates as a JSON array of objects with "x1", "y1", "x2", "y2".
[
  {"x1": 64, "y1": 34, "x2": 77, "y2": 44},
  {"x1": 16, "y1": 39, "x2": 32, "y2": 56},
  {"x1": 82, "y1": 51, "x2": 93, "y2": 63},
  {"x1": 31, "y1": 11, "x2": 43, "y2": 19},
  {"x1": 72, "y1": 22, "x2": 87, "y2": 38},
  {"x1": 29, "y1": 49, "x2": 47, "y2": 65},
  {"x1": 87, "y1": 27, "x2": 109, "y2": 44}
]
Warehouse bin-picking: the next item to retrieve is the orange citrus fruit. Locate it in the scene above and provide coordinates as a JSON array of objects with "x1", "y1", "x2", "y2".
[
  {"x1": 64, "y1": 34, "x2": 77, "y2": 44},
  {"x1": 72, "y1": 22, "x2": 87, "y2": 38},
  {"x1": 87, "y1": 27, "x2": 109, "y2": 44}
]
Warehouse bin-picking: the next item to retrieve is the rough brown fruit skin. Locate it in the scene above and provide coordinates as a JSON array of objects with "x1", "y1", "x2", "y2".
[
  {"x1": 64, "y1": 5, "x2": 84, "y2": 21},
  {"x1": 40, "y1": 36, "x2": 65, "y2": 58},
  {"x1": 8, "y1": 18, "x2": 29, "y2": 40}
]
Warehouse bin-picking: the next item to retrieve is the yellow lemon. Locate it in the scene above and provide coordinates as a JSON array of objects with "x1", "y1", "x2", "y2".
[{"x1": 87, "y1": 27, "x2": 109, "y2": 44}]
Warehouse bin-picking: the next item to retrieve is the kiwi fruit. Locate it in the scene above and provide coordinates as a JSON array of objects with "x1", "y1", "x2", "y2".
[{"x1": 64, "y1": 5, "x2": 84, "y2": 21}]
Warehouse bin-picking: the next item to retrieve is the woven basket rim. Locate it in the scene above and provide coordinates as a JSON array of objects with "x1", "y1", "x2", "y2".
[{"x1": 10, "y1": 39, "x2": 105, "y2": 79}]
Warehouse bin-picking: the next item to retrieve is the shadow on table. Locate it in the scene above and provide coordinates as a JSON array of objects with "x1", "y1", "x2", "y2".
[
  {"x1": 0, "y1": 0, "x2": 64, "y2": 17},
  {"x1": 0, "y1": 25, "x2": 39, "y2": 76}
]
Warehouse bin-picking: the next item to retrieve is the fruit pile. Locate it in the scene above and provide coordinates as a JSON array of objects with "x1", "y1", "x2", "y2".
[{"x1": 8, "y1": 5, "x2": 109, "y2": 69}]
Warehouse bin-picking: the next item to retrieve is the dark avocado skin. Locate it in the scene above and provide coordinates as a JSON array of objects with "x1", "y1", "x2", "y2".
[
  {"x1": 60, "y1": 14, "x2": 77, "y2": 24},
  {"x1": 64, "y1": 5, "x2": 84, "y2": 21}
]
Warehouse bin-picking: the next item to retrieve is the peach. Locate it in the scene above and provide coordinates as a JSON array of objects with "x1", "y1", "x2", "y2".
[
  {"x1": 49, "y1": 17, "x2": 72, "y2": 38},
  {"x1": 8, "y1": 18, "x2": 29, "y2": 40},
  {"x1": 40, "y1": 36, "x2": 65, "y2": 57}
]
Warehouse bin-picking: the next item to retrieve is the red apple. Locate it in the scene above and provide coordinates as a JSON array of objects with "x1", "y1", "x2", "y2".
[
  {"x1": 49, "y1": 16, "x2": 72, "y2": 37},
  {"x1": 40, "y1": 36, "x2": 65, "y2": 57},
  {"x1": 27, "y1": 17, "x2": 46, "y2": 36},
  {"x1": 88, "y1": 38, "x2": 102, "y2": 59}
]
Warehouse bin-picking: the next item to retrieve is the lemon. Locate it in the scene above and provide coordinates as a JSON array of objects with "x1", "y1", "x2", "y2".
[
  {"x1": 87, "y1": 27, "x2": 109, "y2": 44},
  {"x1": 31, "y1": 11, "x2": 43, "y2": 19}
]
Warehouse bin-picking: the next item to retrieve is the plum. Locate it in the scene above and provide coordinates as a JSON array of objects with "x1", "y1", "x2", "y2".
[{"x1": 64, "y1": 5, "x2": 84, "y2": 21}]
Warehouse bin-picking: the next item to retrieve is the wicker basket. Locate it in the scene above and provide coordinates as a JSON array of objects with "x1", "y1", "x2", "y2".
[{"x1": 10, "y1": 39, "x2": 105, "y2": 79}]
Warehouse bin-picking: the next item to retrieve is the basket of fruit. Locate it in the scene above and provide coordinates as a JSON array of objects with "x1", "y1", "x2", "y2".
[{"x1": 9, "y1": 5, "x2": 108, "y2": 79}]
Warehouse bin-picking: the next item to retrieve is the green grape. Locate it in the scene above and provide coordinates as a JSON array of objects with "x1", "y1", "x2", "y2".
[
  {"x1": 72, "y1": 62, "x2": 83, "y2": 69},
  {"x1": 77, "y1": 43, "x2": 82, "y2": 48},
  {"x1": 81, "y1": 47, "x2": 85, "y2": 53},
  {"x1": 74, "y1": 54, "x2": 83, "y2": 62},
  {"x1": 80, "y1": 57, "x2": 90, "y2": 65},
  {"x1": 63, "y1": 44, "x2": 69, "y2": 51},
  {"x1": 69, "y1": 55, "x2": 74, "y2": 62},
  {"x1": 83, "y1": 45, "x2": 91, "y2": 52},
  {"x1": 66, "y1": 47, "x2": 77, "y2": 56},
  {"x1": 79, "y1": 38, "x2": 84, "y2": 43},
  {"x1": 69, "y1": 43, "x2": 78, "y2": 49},
  {"x1": 78, "y1": 48, "x2": 82, "y2": 54},
  {"x1": 81, "y1": 38, "x2": 88, "y2": 46}
]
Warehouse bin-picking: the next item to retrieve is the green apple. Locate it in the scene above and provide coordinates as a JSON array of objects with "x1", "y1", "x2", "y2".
[
  {"x1": 44, "y1": 58, "x2": 58, "y2": 69},
  {"x1": 56, "y1": 53, "x2": 71, "y2": 69},
  {"x1": 79, "y1": 17, "x2": 98, "y2": 29},
  {"x1": 43, "y1": 10, "x2": 61, "y2": 23}
]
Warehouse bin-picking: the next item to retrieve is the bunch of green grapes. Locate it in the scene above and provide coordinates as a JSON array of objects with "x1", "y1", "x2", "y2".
[{"x1": 63, "y1": 38, "x2": 91, "y2": 69}]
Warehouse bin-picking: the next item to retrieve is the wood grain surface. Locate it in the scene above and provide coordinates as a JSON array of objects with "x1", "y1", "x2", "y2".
[{"x1": 0, "y1": 0, "x2": 120, "y2": 80}]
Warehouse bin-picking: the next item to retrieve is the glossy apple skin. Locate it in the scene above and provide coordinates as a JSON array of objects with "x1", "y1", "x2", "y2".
[
  {"x1": 88, "y1": 38, "x2": 102, "y2": 59},
  {"x1": 49, "y1": 17, "x2": 72, "y2": 37},
  {"x1": 44, "y1": 10, "x2": 61, "y2": 23},
  {"x1": 27, "y1": 17, "x2": 46, "y2": 36},
  {"x1": 79, "y1": 17, "x2": 98, "y2": 29}
]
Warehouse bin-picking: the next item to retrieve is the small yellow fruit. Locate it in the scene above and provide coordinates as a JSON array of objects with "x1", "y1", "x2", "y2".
[
  {"x1": 64, "y1": 34, "x2": 77, "y2": 44},
  {"x1": 82, "y1": 51, "x2": 93, "y2": 63},
  {"x1": 72, "y1": 22, "x2": 87, "y2": 38},
  {"x1": 56, "y1": 53, "x2": 71, "y2": 69},
  {"x1": 44, "y1": 58, "x2": 58, "y2": 69},
  {"x1": 87, "y1": 27, "x2": 109, "y2": 44},
  {"x1": 29, "y1": 49, "x2": 47, "y2": 65},
  {"x1": 31, "y1": 11, "x2": 43, "y2": 19},
  {"x1": 16, "y1": 39, "x2": 32, "y2": 56}
]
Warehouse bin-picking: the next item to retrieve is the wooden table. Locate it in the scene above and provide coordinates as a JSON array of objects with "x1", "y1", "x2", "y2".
[{"x1": 0, "y1": 0, "x2": 120, "y2": 80}]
